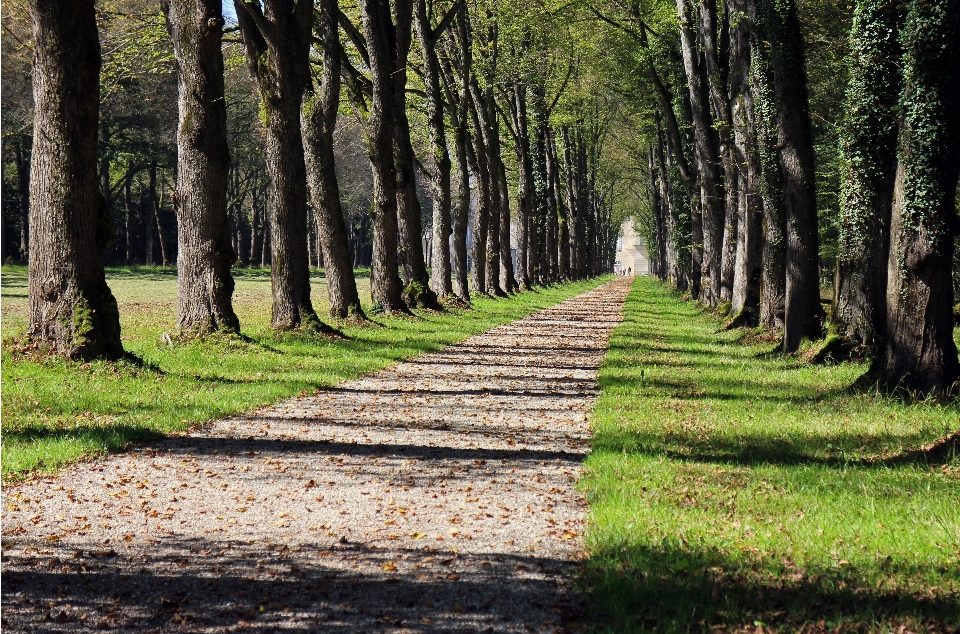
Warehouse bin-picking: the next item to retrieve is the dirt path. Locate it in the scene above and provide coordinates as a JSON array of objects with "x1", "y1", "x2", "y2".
[{"x1": 2, "y1": 277, "x2": 633, "y2": 633}]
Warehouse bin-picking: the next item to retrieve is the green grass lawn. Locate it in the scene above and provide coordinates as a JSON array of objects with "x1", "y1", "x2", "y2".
[
  {"x1": 582, "y1": 276, "x2": 959, "y2": 632},
  {"x1": 1, "y1": 265, "x2": 609, "y2": 480}
]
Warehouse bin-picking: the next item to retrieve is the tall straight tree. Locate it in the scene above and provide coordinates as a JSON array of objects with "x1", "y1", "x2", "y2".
[
  {"x1": 676, "y1": 0, "x2": 724, "y2": 306},
  {"x1": 163, "y1": 0, "x2": 240, "y2": 334},
  {"x1": 438, "y1": 15, "x2": 471, "y2": 302},
  {"x1": 874, "y1": 0, "x2": 960, "y2": 394},
  {"x1": 757, "y1": 0, "x2": 822, "y2": 351},
  {"x1": 360, "y1": 0, "x2": 408, "y2": 312},
  {"x1": 234, "y1": 0, "x2": 330, "y2": 330},
  {"x1": 414, "y1": 0, "x2": 459, "y2": 298},
  {"x1": 728, "y1": 0, "x2": 762, "y2": 324},
  {"x1": 302, "y1": 0, "x2": 366, "y2": 320},
  {"x1": 27, "y1": 0, "x2": 123, "y2": 359},
  {"x1": 390, "y1": 0, "x2": 440, "y2": 308},
  {"x1": 832, "y1": 0, "x2": 903, "y2": 349}
]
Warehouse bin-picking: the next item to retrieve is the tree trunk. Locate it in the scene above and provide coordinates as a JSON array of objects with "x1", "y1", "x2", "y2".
[
  {"x1": 757, "y1": 0, "x2": 822, "y2": 350},
  {"x1": 391, "y1": 0, "x2": 438, "y2": 308},
  {"x1": 153, "y1": 167, "x2": 171, "y2": 267},
  {"x1": 677, "y1": 0, "x2": 724, "y2": 306},
  {"x1": 15, "y1": 139, "x2": 30, "y2": 262},
  {"x1": 466, "y1": 87, "x2": 490, "y2": 295},
  {"x1": 873, "y1": 0, "x2": 960, "y2": 395},
  {"x1": 832, "y1": 0, "x2": 903, "y2": 349},
  {"x1": 513, "y1": 83, "x2": 533, "y2": 290},
  {"x1": 751, "y1": 31, "x2": 787, "y2": 331},
  {"x1": 302, "y1": 0, "x2": 365, "y2": 320},
  {"x1": 360, "y1": 0, "x2": 408, "y2": 313},
  {"x1": 472, "y1": 80, "x2": 505, "y2": 297},
  {"x1": 163, "y1": 0, "x2": 240, "y2": 334},
  {"x1": 728, "y1": 0, "x2": 762, "y2": 322},
  {"x1": 234, "y1": 0, "x2": 330, "y2": 330},
  {"x1": 27, "y1": 0, "x2": 123, "y2": 359},
  {"x1": 414, "y1": 0, "x2": 452, "y2": 298}
]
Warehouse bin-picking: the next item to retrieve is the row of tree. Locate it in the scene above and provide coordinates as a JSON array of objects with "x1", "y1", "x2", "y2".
[
  {"x1": 635, "y1": 0, "x2": 959, "y2": 394},
  {"x1": 14, "y1": 0, "x2": 623, "y2": 360}
]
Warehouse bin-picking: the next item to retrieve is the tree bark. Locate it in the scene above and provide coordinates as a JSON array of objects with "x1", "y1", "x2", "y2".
[
  {"x1": 756, "y1": 0, "x2": 822, "y2": 350},
  {"x1": 235, "y1": 0, "x2": 330, "y2": 330},
  {"x1": 833, "y1": 0, "x2": 903, "y2": 349},
  {"x1": 728, "y1": 0, "x2": 762, "y2": 322},
  {"x1": 391, "y1": 0, "x2": 438, "y2": 308},
  {"x1": 677, "y1": 0, "x2": 724, "y2": 306},
  {"x1": 27, "y1": 0, "x2": 123, "y2": 359},
  {"x1": 360, "y1": 0, "x2": 408, "y2": 313},
  {"x1": 751, "y1": 30, "x2": 787, "y2": 331},
  {"x1": 471, "y1": 78, "x2": 505, "y2": 297},
  {"x1": 872, "y1": 0, "x2": 960, "y2": 395},
  {"x1": 512, "y1": 83, "x2": 533, "y2": 290},
  {"x1": 466, "y1": 84, "x2": 490, "y2": 295},
  {"x1": 163, "y1": 0, "x2": 240, "y2": 333},
  {"x1": 414, "y1": 0, "x2": 452, "y2": 298},
  {"x1": 15, "y1": 139, "x2": 30, "y2": 262},
  {"x1": 302, "y1": 0, "x2": 366, "y2": 320}
]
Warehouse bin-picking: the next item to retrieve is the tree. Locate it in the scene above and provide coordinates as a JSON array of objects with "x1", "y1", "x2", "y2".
[
  {"x1": 302, "y1": 0, "x2": 367, "y2": 320},
  {"x1": 413, "y1": 0, "x2": 458, "y2": 298},
  {"x1": 27, "y1": 0, "x2": 123, "y2": 359},
  {"x1": 872, "y1": 0, "x2": 960, "y2": 395},
  {"x1": 162, "y1": 0, "x2": 240, "y2": 334},
  {"x1": 234, "y1": 0, "x2": 332, "y2": 331},
  {"x1": 756, "y1": 0, "x2": 823, "y2": 351},
  {"x1": 359, "y1": 0, "x2": 409, "y2": 313},
  {"x1": 832, "y1": 0, "x2": 903, "y2": 349}
]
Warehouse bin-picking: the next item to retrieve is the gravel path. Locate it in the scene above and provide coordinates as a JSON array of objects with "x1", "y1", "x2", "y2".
[{"x1": 2, "y1": 277, "x2": 632, "y2": 633}]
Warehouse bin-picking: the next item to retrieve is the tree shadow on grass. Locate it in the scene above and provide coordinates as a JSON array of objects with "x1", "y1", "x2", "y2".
[{"x1": 583, "y1": 543, "x2": 959, "y2": 632}]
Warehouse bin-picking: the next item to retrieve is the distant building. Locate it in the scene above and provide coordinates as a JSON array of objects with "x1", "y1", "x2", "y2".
[{"x1": 614, "y1": 219, "x2": 650, "y2": 276}]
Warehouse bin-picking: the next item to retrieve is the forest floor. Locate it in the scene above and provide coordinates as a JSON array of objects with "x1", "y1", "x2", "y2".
[
  {"x1": 582, "y1": 277, "x2": 959, "y2": 632},
  {"x1": 1, "y1": 266, "x2": 607, "y2": 477},
  {"x1": 0, "y1": 276, "x2": 633, "y2": 633}
]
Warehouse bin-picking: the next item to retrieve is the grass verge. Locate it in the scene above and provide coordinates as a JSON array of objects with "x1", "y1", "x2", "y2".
[
  {"x1": 582, "y1": 276, "x2": 959, "y2": 632},
  {"x1": 1, "y1": 265, "x2": 609, "y2": 479}
]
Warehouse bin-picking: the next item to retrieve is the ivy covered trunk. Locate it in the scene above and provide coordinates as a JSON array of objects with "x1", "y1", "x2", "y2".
[
  {"x1": 163, "y1": 0, "x2": 240, "y2": 335},
  {"x1": 27, "y1": 0, "x2": 123, "y2": 359},
  {"x1": 234, "y1": 0, "x2": 329, "y2": 331},
  {"x1": 751, "y1": 30, "x2": 786, "y2": 331},
  {"x1": 759, "y1": 0, "x2": 822, "y2": 351},
  {"x1": 833, "y1": 0, "x2": 903, "y2": 349},
  {"x1": 874, "y1": 0, "x2": 960, "y2": 395},
  {"x1": 360, "y1": 0, "x2": 407, "y2": 313},
  {"x1": 302, "y1": 0, "x2": 365, "y2": 320}
]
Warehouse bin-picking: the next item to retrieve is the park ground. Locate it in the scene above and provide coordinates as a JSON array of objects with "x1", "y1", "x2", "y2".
[
  {"x1": 1, "y1": 270, "x2": 958, "y2": 632},
  {"x1": 583, "y1": 277, "x2": 959, "y2": 631}
]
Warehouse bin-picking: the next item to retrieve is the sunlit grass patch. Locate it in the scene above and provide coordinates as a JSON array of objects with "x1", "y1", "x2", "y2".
[{"x1": 583, "y1": 276, "x2": 960, "y2": 632}]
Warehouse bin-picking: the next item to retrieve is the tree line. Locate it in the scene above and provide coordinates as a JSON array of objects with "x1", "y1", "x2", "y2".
[
  {"x1": 625, "y1": 0, "x2": 959, "y2": 395},
  {"x1": 9, "y1": 0, "x2": 625, "y2": 358},
  {"x1": 7, "y1": 0, "x2": 958, "y2": 395}
]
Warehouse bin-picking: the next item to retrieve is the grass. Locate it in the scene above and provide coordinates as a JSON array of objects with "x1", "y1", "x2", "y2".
[
  {"x1": 582, "y1": 276, "x2": 960, "y2": 632},
  {"x1": 1, "y1": 264, "x2": 609, "y2": 480}
]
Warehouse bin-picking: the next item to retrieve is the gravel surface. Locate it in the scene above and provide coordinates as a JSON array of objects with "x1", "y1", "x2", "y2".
[{"x1": 2, "y1": 277, "x2": 632, "y2": 633}]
